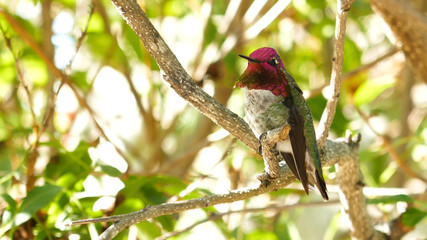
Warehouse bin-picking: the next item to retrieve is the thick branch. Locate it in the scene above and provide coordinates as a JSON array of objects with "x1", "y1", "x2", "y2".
[
  {"x1": 67, "y1": 138, "x2": 357, "y2": 240},
  {"x1": 101, "y1": 1, "x2": 377, "y2": 240},
  {"x1": 370, "y1": 0, "x2": 427, "y2": 83},
  {"x1": 111, "y1": 0, "x2": 259, "y2": 152},
  {"x1": 336, "y1": 131, "x2": 385, "y2": 240}
]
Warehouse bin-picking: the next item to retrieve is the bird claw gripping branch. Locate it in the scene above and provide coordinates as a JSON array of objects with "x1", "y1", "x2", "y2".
[{"x1": 257, "y1": 124, "x2": 292, "y2": 184}]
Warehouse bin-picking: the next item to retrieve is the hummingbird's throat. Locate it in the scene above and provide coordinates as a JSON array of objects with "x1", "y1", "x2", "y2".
[{"x1": 236, "y1": 77, "x2": 289, "y2": 97}]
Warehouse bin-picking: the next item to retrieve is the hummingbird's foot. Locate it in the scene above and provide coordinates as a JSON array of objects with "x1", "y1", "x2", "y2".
[
  {"x1": 259, "y1": 131, "x2": 281, "y2": 179},
  {"x1": 256, "y1": 172, "x2": 273, "y2": 187},
  {"x1": 258, "y1": 132, "x2": 267, "y2": 155},
  {"x1": 258, "y1": 124, "x2": 291, "y2": 179}
]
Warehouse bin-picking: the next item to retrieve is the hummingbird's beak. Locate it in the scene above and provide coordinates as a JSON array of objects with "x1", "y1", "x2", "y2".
[{"x1": 238, "y1": 54, "x2": 261, "y2": 63}]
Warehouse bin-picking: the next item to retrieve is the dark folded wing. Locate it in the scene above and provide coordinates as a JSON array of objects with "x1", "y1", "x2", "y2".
[{"x1": 285, "y1": 103, "x2": 309, "y2": 194}]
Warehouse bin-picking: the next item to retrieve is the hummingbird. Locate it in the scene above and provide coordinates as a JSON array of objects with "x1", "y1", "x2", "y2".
[{"x1": 234, "y1": 47, "x2": 328, "y2": 200}]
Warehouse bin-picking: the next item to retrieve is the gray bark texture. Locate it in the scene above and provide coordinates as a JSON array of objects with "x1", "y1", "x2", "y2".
[{"x1": 370, "y1": 0, "x2": 427, "y2": 83}]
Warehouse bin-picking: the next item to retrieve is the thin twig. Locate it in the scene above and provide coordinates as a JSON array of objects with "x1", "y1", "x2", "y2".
[
  {"x1": 316, "y1": 0, "x2": 355, "y2": 148},
  {"x1": 0, "y1": 8, "x2": 63, "y2": 79},
  {"x1": 1, "y1": 31, "x2": 38, "y2": 132},
  {"x1": 1, "y1": 27, "x2": 40, "y2": 191},
  {"x1": 167, "y1": 137, "x2": 237, "y2": 202},
  {"x1": 354, "y1": 105, "x2": 427, "y2": 182},
  {"x1": 306, "y1": 48, "x2": 400, "y2": 99},
  {"x1": 0, "y1": 6, "x2": 131, "y2": 164},
  {"x1": 64, "y1": 1, "x2": 95, "y2": 74},
  {"x1": 42, "y1": 2, "x2": 95, "y2": 135},
  {"x1": 123, "y1": 71, "x2": 149, "y2": 122}
]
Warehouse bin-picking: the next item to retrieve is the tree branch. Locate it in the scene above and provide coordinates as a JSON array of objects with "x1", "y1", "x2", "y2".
[
  {"x1": 306, "y1": 48, "x2": 400, "y2": 99},
  {"x1": 354, "y1": 105, "x2": 427, "y2": 182},
  {"x1": 369, "y1": 0, "x2": 427, "y2": 83},
  {"x1": 67, "y1": 138, "x2": 358, "y2": 240},
  {"x1": 336, "y1": 131, "x2": 386, "y2": 240},
  {"x1": 85, "y1": 1, "x2": 378, "y2": 240},
  {"x1": 111, "y1": 0, "x2": 259, "y2": 152},
  {"x1": 317, "y1": 0, "x2": 355, "y2": 148},
  {"x1": 156, "y1": 200, "x2": 341, "y2": 240}
]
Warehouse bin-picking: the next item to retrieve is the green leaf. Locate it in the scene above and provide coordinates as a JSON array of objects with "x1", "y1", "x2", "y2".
[
  {"x1": 367, "y1": 194, "x2": 414, "y2": 205},
  {"x1": 0, "y1": 153, "x2": 13, "y2": 191},
  {"x1": 114, "y1": 198, "x2": 144, "y2": 215},
  {"x1": 22, "y1": 58, "x2": 48, "y2": 86},
  {"x1": 156, "y1": 215, "x2": 175, "y2": 232},
  {"x1": 135, "y1": 221, "x2": 161, "y2": 239},
  {"x1": 87, "y1": 13, "x2": 105, "y2": 33},
  {"x1": 247, "y1": 230, "x2": 278, "y2": 240},
  {"x1": 1, "y1": 194, "x2": 16, "y2": 213},
  {"x1": 401, "y1": 207, "x2": 427, "y2": 227},
  {"x1": 123, "y1": 26, "x2": 143, "y2": 61},
  {"x1": 98, "y1": 164, "x2": 123, "y2": 177},
  {"x1": 45, "y1": 141, "x2": 92, "y2": 180},
  {"x1": 0, "y1": 194, "x2": 17, "y2": 235},
  {"x1": 353, "y1": 76, "x2": 395, "y2": 106},
  {"x1": 15, "y1": 183, "x2": 62, "y2": 226}
]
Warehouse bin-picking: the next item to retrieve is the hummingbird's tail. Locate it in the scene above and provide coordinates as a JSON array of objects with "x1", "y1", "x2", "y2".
[
  {"x1": 281, "y1": 152, "x2": 310, "y2": 195},
  {"x1": 315, "y1": 170, "x2": 329, "y2": 201}
]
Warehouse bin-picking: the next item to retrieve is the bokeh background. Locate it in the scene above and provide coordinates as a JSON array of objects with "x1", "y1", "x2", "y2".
[{"x1": 0, "y1": 0, "x2": 426, "y2": 239}]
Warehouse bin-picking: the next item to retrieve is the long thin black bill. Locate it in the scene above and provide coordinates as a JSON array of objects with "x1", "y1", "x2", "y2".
[{"x1": 238, "y1": 54, "x2": 261, "y2": 63}]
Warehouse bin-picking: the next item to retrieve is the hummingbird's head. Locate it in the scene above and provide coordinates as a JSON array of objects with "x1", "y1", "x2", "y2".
[{"x1": 234, "y1": 47, "x2": 289, "y2": 97}]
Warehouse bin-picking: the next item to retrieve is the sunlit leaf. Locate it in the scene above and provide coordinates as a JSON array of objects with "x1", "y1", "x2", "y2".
[
  {"x1": 1, "y1": 193, "x2": 16, "y2": 214},
  {"x1": 98, "y1": 164, "x2": 123, "y2": 177},
  {"x1": 247, "y1": 230, "x2": 279, "y2": 240},
  {"x1": 45, "y1": 141, "x2": 92, "y2": 180},
  {"x1": 124, "y1": 26, "x2": 143, "y2": 61},
  {"x1": 135, "y1": 221, "x2": 162, "y2": 239},
  {"x1": 401, "y1": 208, "x2": 427, "y2": 227},
  {"x1": 15, "y1": 184, "x2": 62, "y2": 226},
  {"x1": 353, "y1": 76, "x2": 395, "y2": 106},
  {"x1": 156, "y1": 215, "x2": 175, "y2": 232},
  {"x1": 87, "y1": 13, "x2": 105, "y2": 33},
  {"x1": 367, "y1": 194, "x2": 414, "y2": 205}
]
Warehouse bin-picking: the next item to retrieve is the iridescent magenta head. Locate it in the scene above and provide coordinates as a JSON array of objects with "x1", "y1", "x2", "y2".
[{"x1": 234, "y1": 47, "x2": 289, "y2": 97}]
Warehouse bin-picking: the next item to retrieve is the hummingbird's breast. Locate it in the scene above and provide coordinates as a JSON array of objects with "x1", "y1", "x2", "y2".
[{"x1": 243, "y1": 87, "x2": 288, "y2": 137}]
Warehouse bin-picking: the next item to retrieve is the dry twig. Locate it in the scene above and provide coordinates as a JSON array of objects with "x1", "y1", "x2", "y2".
[
  {"x1": 354, "y1": 105, "x2": 427, "y2": 183},
  {"x1": 0, "y1": 5, "x2": 130, "y2": 164},
  {"x1": 316, "y1": 0, "x2": 355, "y2": 148}
]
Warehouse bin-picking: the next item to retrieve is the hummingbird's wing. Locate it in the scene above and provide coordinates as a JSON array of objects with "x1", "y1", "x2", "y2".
[{"x1": 280, "y1": 99, "x2": 310, "y2": 195}]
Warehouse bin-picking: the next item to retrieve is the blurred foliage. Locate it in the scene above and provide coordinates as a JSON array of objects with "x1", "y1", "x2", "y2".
[{"x1": 0, "y1": 0, "x2": 426, "y2": 239}]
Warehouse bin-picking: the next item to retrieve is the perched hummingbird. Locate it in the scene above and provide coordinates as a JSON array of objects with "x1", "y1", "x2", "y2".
[{"x1": 234, "y1": 47, "x2": 328, "y2": 200}]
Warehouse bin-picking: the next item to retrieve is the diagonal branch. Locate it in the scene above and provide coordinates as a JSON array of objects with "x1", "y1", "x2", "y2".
[
  {"x1": 111, "y1": 0, "x2": 259, "y2": 152},
  {"x1": 99, "y1": 1, "x2": 377, "y2": 240}
]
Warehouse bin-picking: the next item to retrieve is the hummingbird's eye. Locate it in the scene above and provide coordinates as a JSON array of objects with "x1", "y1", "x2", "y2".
[{"x1": 268, "y1": 58, "x2": 279, "y2": 67}]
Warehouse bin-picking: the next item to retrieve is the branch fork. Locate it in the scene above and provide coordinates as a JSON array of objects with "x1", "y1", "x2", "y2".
[{"x1": 257, "y1": 125, "x2": 291, "y2": 183}]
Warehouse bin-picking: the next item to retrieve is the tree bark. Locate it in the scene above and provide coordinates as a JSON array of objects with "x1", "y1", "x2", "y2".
[{"x1": 370, "y1": 0, "x2": 427, "y2": 83}]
